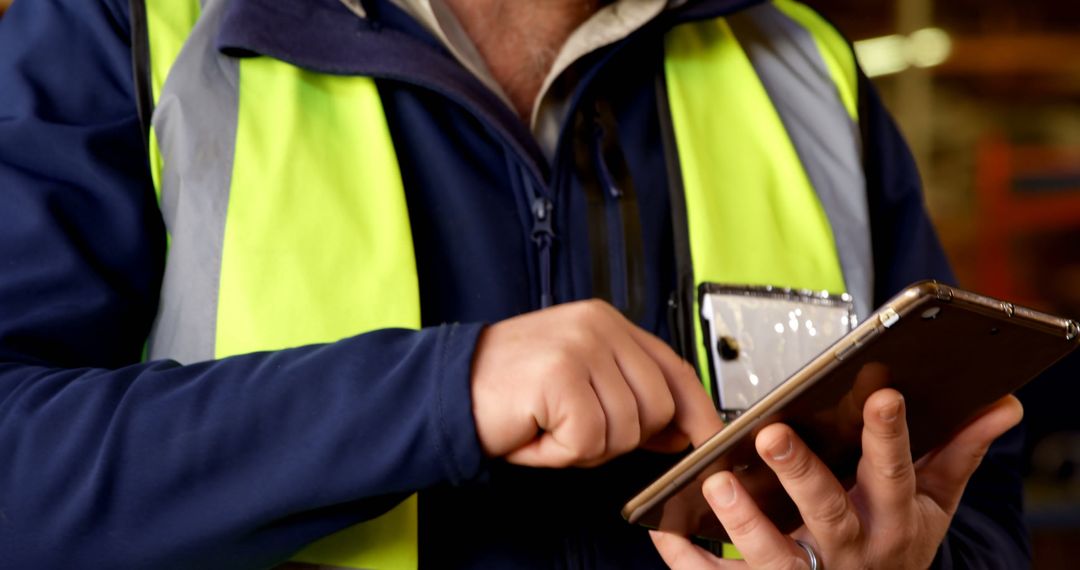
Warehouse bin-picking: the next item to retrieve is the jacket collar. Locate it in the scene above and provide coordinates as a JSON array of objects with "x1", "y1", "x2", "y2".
[
  {"x1": 216, "y1": 0, "x2": 766, "y2": 76},
  {"x1": 214, "y1": 0, "x2": 765, "y2": 177}
]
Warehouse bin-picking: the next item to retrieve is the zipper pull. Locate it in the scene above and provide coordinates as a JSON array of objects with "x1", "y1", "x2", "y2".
[
  {"x1": 531, "y1": 197, "x2": 555, "y2": 308},
  {"x1": 531, "y1": 196, "x2": 554, "y2": 242}
]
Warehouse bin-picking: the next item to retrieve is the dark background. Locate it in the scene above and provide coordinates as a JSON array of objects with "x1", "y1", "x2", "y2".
[
  {"x1": 813, "y1": 2, "x2": 1080, "y2": 567},
  {"x1": 2, "y1": 0, "x2": 1078, "y2": 567}
]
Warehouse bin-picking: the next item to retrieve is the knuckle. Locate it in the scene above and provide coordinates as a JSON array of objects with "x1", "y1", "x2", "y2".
[
  {"x1": 610, "y1": 424, "x2": 642, "y2": 456},
  {"x1": 582, "y1": 415, "x2": 610, "y2": 460},
  {"x1": 809, "y1": 502, "x2": 861, "y2": 547},
  {"x1": 877, "y1": 524, "x2": 917, "y2": 558},
  {"x1": 610, "y1": 403, "x2": 643, "y2": 455},
  {"x1": 833, "y1": 512, "x2": 863, "y2": 545},
  {"x1": 660, "y1": 391, "x2": 677, "y2": 421},
  {"x1": 542, "y1": 353, "x2": 583, "y2": 385},
  {"x1": 809, "y1": 489, "x2": 854, "y2": 530},
  {"x1": 871, "y1": 421, "x2": 907, "y2": 442},
  {"x1": 676, "y1": 359, "x2": 698, "y2": 385},
  {"x1": 782, "y1": 448, "x2": 816, "y2": 481},
  {"x1": 563, "y1": 325, "x2": 601, "y2": 353},
  {"x1": 724, "y1": 509, "x2": 765, "y2": 540},
  {"x1": 642, "y1": 396, "x2": 676, "y2": 436},
  {"x1": 582, "y1": 419, "x2": 608, "y2": 460},
  {"x1": 876, "y1": 457, "x2": 913, "y2": 483},
  {"x1": 575, "y1": 299, "x2": 611, "y2": 322}
]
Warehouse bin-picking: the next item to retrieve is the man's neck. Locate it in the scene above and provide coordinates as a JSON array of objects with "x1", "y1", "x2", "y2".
[{"x1": 443, "y1": 0, "x2": 602, "y2": 121}]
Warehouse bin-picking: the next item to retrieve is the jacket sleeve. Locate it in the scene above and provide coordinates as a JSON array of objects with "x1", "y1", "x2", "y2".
[
  {"x1": 0, "y1": 1, "x2": 485, "y2": 568},
  {"x1": 859, "y1": 72, "x2": 1031, "y2": 569}
]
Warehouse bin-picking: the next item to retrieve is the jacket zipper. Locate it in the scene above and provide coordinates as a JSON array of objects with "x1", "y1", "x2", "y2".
[
  {"x1": 531, "y1": 193, "x2": 556, "y2": 309},
  {"x1": 514, "y1": 161, "x2": 556, "y2": 310}
]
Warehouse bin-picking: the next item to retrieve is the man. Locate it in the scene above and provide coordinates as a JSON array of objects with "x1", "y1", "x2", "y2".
[{"x1": 0, "y1": 0, "x2": 1026, "y2": 568}]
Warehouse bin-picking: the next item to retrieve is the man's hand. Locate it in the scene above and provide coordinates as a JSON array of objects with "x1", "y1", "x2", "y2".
[
  {"x1": 651, "y1": 389, "x2": 1023, "y2": 569},
  {"x1": 471, "y1": 300, "x2": 724, "y2": 468}
]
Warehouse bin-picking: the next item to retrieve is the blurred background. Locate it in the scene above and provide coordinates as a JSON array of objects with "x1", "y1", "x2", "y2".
[
  {"x1": 1, "y1": 0, "x2": 1077, "y2": 567},
  {"x1": 811, "y1": 1, "x2": 1080, "y2": 567}
]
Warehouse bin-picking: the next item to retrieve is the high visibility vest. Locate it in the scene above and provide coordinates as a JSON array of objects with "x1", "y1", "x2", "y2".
[{"x1": 136, "y1": 0, "x2": 871, "y2": 567}]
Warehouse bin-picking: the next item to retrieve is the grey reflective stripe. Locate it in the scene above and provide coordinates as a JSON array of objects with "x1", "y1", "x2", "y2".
[
  {"x1": 729, "y1": 4, "x2": 874, "y2": 319},
  {"x1": 146, "y1": 0, "x2": 236, "y2": 363}
]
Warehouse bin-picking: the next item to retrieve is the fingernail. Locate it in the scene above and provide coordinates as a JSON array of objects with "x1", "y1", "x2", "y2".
[
  {"x1": 706, "y1": 474, "x2": 736, "y2": 508},
  {"x1": 879, "y1": 396, "x2": 904, "y2": 423},
  {"x1": 767, "y1": 433, "x2": 792, "y2": 461}
]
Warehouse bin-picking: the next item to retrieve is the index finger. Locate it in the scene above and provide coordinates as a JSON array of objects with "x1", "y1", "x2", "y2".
[
  {"x1": 756, "y1": 423, "x2": 864, "y2": 552},
  {"x1": 625, "y1": 324, "x2": 725, "y2": 446}
]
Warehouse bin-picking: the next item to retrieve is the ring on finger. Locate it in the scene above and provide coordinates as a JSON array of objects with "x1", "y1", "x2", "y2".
[{"x1": 794, "y1": 539, "x2": 820, "y2": 570}]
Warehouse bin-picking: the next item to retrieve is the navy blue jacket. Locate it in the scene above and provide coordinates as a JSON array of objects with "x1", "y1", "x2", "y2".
[{"x1": 0, "y1": 0, "x2": 1029, "y2": 568}]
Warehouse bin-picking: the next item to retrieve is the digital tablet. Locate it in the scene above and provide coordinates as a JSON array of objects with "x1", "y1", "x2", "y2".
[{"x1": 622, "y1": 281, "x2": 1079, "y2": 541}]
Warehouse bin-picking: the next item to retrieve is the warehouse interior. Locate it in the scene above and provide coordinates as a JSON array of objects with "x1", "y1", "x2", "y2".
[
  {"x1": 1, "y1": 0, "x2": 1077, "y2": 567},
  {"x1": 812, "y1": 2, "x2": 1080, "y2": 566}
]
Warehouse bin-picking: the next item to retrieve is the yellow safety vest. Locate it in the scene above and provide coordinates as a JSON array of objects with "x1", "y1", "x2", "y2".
[{"x1": 138, "y1": 0, "x2": 866, "y2": 567}]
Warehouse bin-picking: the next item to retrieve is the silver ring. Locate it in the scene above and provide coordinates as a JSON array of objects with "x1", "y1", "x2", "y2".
[{"x1": 795, "y1": 539, "x2": 820, "y2": 570}]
